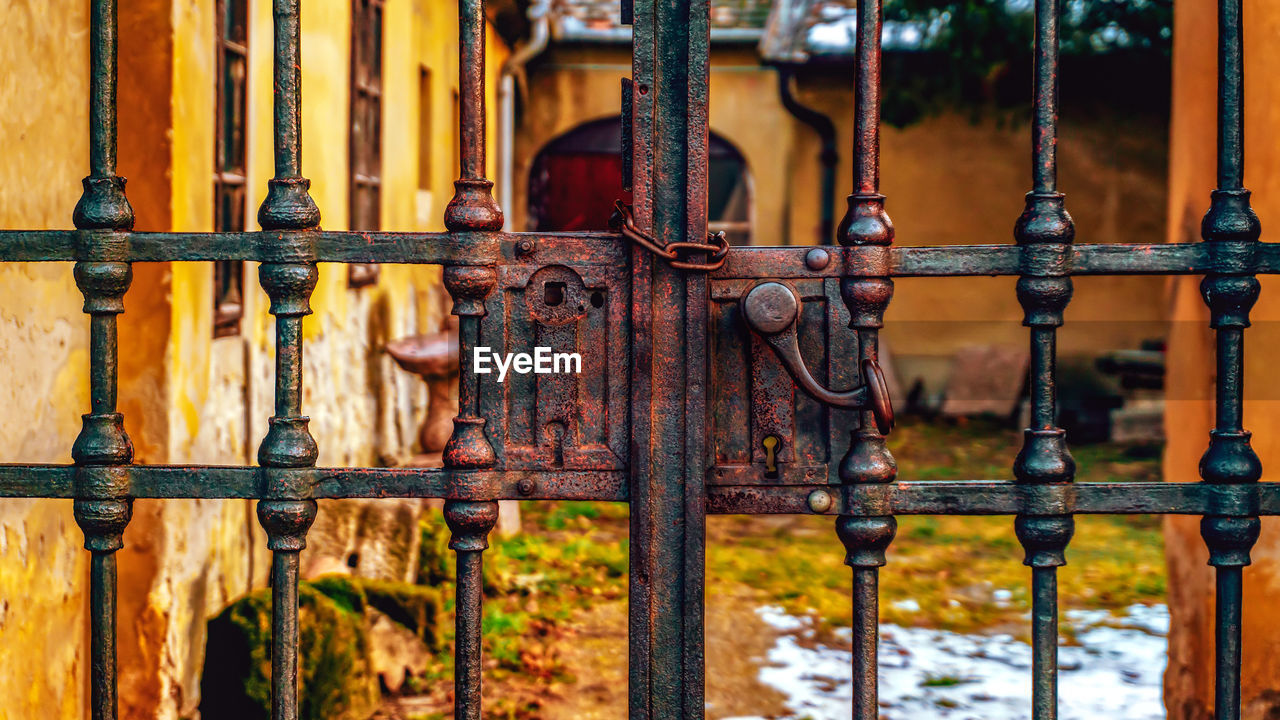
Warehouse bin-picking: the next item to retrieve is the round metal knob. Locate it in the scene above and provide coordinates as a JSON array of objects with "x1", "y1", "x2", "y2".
[{"x1": 742, "y1": 282, "x2": 798, "y2": 336}]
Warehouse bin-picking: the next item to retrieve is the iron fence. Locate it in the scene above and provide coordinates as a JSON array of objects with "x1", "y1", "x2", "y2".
[{"x1": 0, "y1": 0, "x2": 1271, "y2": 719}]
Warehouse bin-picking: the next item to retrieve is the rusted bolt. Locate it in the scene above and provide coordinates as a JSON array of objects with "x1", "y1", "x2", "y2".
[
  {"x1": 516, "y1": 477, "x2": 536, "y2": 496},
  {"x1": 805, "y1": 247, "x2": 830, "y2": 271},
  {"x1": 515, "y1": 238, "x2": 536, "y2": 257},
  {"x1": 807, "y1": 489, "x2": 833, "y2": 513}
]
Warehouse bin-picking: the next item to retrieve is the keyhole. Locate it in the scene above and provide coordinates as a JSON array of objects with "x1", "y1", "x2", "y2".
[
  {"x1": 544, "y1": 421, "x2": 567, "y2": 467},
  {"x1": 762, "y1": 435, "x2": 780, "y2": 478},
  {"x1": 544, "y1": 281, "x2": 566, "y2": 306}
]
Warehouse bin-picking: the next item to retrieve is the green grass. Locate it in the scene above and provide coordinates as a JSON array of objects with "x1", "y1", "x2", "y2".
[
  {"x1": 707, "y1": 417, "x2": 1166, "y2": 635},
  {"x1": 466, "y1": 418, "x2": 1165, "y2": 642},
  {"x1": 413, "y1": 499, "x2": 630, "y2": 716},
  {"x1": 920, "y1": 673, "x2": 976, "y2": 687},
  {"x1": 419, "y1": 417, "x2": 1166, "y2": 716}
]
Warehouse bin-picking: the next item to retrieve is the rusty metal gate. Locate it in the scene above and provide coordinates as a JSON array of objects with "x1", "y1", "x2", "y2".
[{"x1": 0, "y1": 0, "x2": 1274, "y2": 718}]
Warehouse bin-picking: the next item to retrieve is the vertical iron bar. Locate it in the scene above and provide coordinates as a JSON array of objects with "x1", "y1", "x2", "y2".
[
  {"x1": 628, "y1": 0, "x2": 657, "y2": 715},
  {"x1": 257, "y1": 0, "x2": 320, "y2": 233},
  {"x1": 627, "y1": 0, "x2": 711, "y2": 717},
  {"x1": 440, "y1": 264, "x2": 497, "y2": 719},
  {"x1": 73, "y1": 2, "x2": 136, "y2": 719},
  {"x1": 1012, "y1": 2, "x2": 1076, "y2": 719},
  {"x1": 680, "y1": 2, "x2": 711, "y2": 717},
  {"x1": 255, "y1": 263, "x2": 319, "y2": 720},
  {"x1": 439, "y1": 30, "x2": 501, "y2": 696},
  {"x1": 272, "y1": 0, "x2": 302, "y2": 180},
  {"x1": 440, "y1": 0, "x2": 501, "y2": 672},
  {"x1": 1217, "y1": 0, "x2": 1244, "y2": 192},
  {"x1": 845, "y1": 557, "x2": 885, "y2": 720},
  {"x1": 88, "y1": 0, "x2": 117, "y2": 178},
  {"x1": 444, "y1": 501, "x2": 498, "y2": 720},
  {"x1": 444, "y1": 0, "x2": 503, "y2": 231},
  {"x1": 442, "y1": 267, "x2": 497, "y2": 470},
  {"x1": 851, "y1": 0, "x2": 881, "y2": 196},
  {"x1": 74, "y1": 268, "x2": 135, "y2": 720},
  {"x1": 1030, "y1": 0, "x2": 1058, "y2": 196},
  {"x1": 1198, "y1": 3, "x2": 1262, "y2": 720},
  {"x1": 255, "y1": 4, "x2": 321, "y2": 720},
  {"x1": 271, "y1": 550, "x2": 302, "y2": 720},
  {"x1": 835, "y1": 1, "x2": 896, "y2": 719},
  {"x1": 88, "y1": 552, "x2": 119, "y2": 717},
  {"x1": 1216, "y1": 565, "x2": 1245, "y2": 718},
  {"x1": 1027, "y1": 560, "x2": 1060, "y2": 718},
  {"x1": 458, "y1": 0, "x2": 486, "y2": 183}
]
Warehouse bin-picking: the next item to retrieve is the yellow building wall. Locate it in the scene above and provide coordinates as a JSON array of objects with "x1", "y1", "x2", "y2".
[
  {"x1": 1, "y1": 2, "x2": 110, "y2": 718},
  {"x1": 1164, "y1": 2, "x2": 1280, "y2": 718},
  {"x1": 514, "y1": 45, "x2": 1169, "y2": 392},
  {"x1": 0, "y1": 1, "x2": 509, "y2": 718}
]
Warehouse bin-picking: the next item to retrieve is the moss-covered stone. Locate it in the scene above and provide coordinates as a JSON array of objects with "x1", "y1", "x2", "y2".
[
  {"x1": 360, "y1": 578, "x2": 444, "y2": 649},
  {"x1": 310, "y1": 574, "x2": 368, "y2": 615},
  {"x1": 416, "y1": 518, "x2": 454, "y2": 586},
  {"x1": 200, "y1": 582, "x2": 380, "y2": 720}
]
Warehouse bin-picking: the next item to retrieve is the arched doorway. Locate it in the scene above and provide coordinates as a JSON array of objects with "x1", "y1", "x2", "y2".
[{"x1": 528, "y1": 117, "x2": 752, "y2": 244}]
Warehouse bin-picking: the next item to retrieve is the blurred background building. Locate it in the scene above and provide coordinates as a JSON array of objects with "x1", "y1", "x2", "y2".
[{"x1": 514, "y1": 0, "x2": 1169, "y2": 425}]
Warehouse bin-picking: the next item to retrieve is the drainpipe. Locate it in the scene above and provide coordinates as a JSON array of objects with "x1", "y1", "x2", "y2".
[
  {"x1": 777, "y1": 66, "x2": 838, "y2": 243},
  {"x1": 499, "y1": 0, "x2": 552, "y2": 231}
]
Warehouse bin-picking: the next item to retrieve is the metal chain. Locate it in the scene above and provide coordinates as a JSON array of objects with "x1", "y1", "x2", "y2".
[{"x1": 609, "y1": 200, "x2": 729, "y2": 272}]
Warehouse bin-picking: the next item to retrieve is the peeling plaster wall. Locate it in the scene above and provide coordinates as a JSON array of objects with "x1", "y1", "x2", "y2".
[
  {"x1": 0, "y1": 1, "x2": 509, "y2": 718},
  {"x1": 0, "y1": 2, "x2": 104, "y2": 718}
]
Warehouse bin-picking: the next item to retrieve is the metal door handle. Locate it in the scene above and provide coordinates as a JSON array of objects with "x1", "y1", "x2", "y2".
[{"x1": 741, "y1": 281, "x2": 894, "y2": 435}]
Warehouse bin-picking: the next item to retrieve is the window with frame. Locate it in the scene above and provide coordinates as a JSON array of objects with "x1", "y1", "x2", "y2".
[
  {"x1": 213, "y1": 0, "x2": 248, "y2": 337},
  {"x1": 348, "y1": 0, "x2": 384, "y2": 288}
]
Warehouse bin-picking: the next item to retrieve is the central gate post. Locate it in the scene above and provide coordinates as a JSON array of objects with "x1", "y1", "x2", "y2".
[{"x1": 627, "y1": 0, "x2": 711, "y2": 717}]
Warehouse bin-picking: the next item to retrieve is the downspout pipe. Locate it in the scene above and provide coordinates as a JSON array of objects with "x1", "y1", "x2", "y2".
[
  {"x1": 776, "y1": 65, "x2": 838, "y2": 243},
  {"x1": 499, "y1": 0, "x2": 552, "y2": 231}
]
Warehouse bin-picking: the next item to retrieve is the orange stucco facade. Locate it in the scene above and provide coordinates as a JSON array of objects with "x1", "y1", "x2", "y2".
[{"x1": 1164, "y1": 2, "x2": 1280, "y2": 718}]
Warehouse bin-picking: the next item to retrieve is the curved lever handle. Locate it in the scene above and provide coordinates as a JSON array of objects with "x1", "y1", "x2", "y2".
[{"x1": 741, "y1": 282, "x2": 894, "y2": 435}]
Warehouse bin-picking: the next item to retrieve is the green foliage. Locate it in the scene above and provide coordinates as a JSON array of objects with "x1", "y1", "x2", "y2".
[{"x1": 879, "y1": 0, "x2": 1173, "y2": 123}]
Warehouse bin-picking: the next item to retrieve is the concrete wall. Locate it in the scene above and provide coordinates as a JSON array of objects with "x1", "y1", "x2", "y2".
[
  {"x1": 1164, "y1": 2, "x2": 1280, "y2": 717},
  {"x1": 0, "y1": 1, "x2": 507, "y2": 717},
  {"x1": 515, "y1": 44, "x2": 1170, "y2": 393}
]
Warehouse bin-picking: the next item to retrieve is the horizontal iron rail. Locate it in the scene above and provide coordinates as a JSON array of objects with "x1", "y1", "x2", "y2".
[
  {"x1": 0, "y1": 230, "x2": 620, "y2": 265},
  {"x1": 1, "y1": 231, "x2": 1277, "y2": 277},
  {"x1": 711, "y1": 481, "x2": 1280, "y2": 516},
  {"x1": 718, "y1": 242, "x2": 1277, "y2": 277},
  {"x1": 5, "y1": 466, "x2": 1279, "y2": 515},
  {"x1": 0, "y1": 465, "x2": 627, "y2": 501}
]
